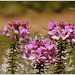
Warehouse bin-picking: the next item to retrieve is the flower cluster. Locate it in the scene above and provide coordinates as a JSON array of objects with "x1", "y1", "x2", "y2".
[
  {"x1": 48, "y1": 20, "x2": 75, "y2": 43},
  {"x1": 1, "y1": 19, "x2": 30, "y2": 43},
  {"x1": 22, "y1": 38, "x2": 57, "y2": 64}
]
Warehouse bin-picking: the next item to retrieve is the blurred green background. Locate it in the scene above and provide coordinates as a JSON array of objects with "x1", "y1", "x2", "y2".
[
  {"x1": 0, "y1": 1, "x2": 75, "y2": 73},
  {"x1": 0, "y1": 1, "x2": 75, "y2": 17}
]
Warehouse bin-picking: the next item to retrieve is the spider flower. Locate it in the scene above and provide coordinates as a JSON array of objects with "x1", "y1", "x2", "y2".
[
  {"x1": 1, "y1": 19, "x2": 30, "y2": 43},
  {"x1": 48, "y1": 20, "x2": 75, "y2": 43},
  {"x1": 22, "y1": 39, "x2": 57, "y2": 64}
]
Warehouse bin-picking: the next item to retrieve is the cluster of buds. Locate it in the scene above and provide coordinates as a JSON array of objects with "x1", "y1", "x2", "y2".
[
  {"x1": 22, "y1": 38, "x2": 57, "y2": 65},
  {"x1": 48, "y1": 20, "x2": 75, "y2": 43},
  {"x1": 1, "y1": 19, "x2": 30, "y2": 43}
]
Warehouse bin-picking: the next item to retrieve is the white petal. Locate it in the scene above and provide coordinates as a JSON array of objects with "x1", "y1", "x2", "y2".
[
  {"x1": 72, "y1": 39, "x2": 75, "y2": 42},
  {"x1": 51, "y1": 35, "x2": 59, "y2": 40},
  {"x1": 28, "y1": 56, "x2": 35, "y2": 60}
]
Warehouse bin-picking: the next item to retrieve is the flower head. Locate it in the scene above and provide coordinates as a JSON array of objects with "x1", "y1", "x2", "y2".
[
  {"x1": 1, "y1": 19, "x2": 30, "y2": 43},
  {"x1": 22, "y1": 38, "x2": 57, "y2": 64},
  {"x1": 48, "y1": 20, "x2": 75, "y2": 42}
]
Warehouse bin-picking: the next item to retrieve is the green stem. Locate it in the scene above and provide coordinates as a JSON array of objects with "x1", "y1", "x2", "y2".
[
  {"x1": 11, "y1": 45, "x2": 15, "y2": 74},
  {"x1": 36, "y1": 63, "x2": 44, "y2": 74},
  {"x1": 7, "y1": 41, "x2": 17, "y2": 74},
  {"x1": 54, "y1": 42, "x2": 66, "y2": 74}
]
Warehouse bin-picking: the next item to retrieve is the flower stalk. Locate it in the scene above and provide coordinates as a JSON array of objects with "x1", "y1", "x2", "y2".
[
  {"x1": 54, "y1": 41, "x2": 66, "y2": 74},
  {"x1": 36, "y1": 62, "x2": 44, "y2": 74},
  {"x1": 7, "y1": 35, "x2": 19, "y2": 74},
  {"x1": 1, "y1": 19, "x2": 30, "y2": 74},
  {"x1": 8, "y1": 42, "x2": 16, "y2": 74}
]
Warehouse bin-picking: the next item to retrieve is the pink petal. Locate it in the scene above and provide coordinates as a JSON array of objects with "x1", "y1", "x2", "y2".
[
  {"x1": 12, "y1": 20, "x2": 15, "y2": 23},
  {"x1": 19, "y1": 26, "x2": 22, "y2": 31},
  {"x1": 20, "y1": 37, "x2": 23, "y2": 41},
  {"x1": 48, "y1": 31, "x2": 53, "y2": 35},
  {"x1": 6, "y1": 33, "x2": 10, "y2": 37},
  {"x1": 10, "y1": 35, "x2": 14, "y2": 39},
  {"x1": 28, "y1": 56, "x2": 35, "y2": 60},
  {"x1": 4, "y1": 25, "x2": 8, "y2": 32},
  {"x1": 7, "y1": 19, "x2": 9, "y2": 24},
  {"x1": 1, "y1": 31, "x2": 5, "y2": 35},
  {"x1": 72, "y1": 39, "x2": 75, "y2": 43},
  {"x1": 41, "y1": 56, "x2": 46, "y2": 59},
  {"x1": 51, "y1": 35, "x2": 59, "y2": 40},
  {"x1": 14, "y1": 30, "x2": 19, "y2": 34}
]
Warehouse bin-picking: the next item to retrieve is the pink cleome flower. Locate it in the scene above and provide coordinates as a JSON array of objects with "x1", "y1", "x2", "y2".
[
  {"x1": 22, "y1": 38, "x2": 58, "y2": 64},
  {"x1": 1, "y1": 19, "x2": 30, "y2": 43},
  {"x1": 48, "y1": 20, "x2": 75, "y2": 43}
]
